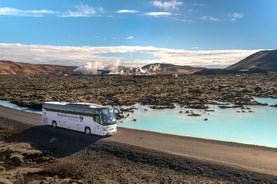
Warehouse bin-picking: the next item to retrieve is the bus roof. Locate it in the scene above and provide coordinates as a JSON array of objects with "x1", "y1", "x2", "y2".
[{"x1": 43, "y1": 101, "x2": 107, "y2": 109}]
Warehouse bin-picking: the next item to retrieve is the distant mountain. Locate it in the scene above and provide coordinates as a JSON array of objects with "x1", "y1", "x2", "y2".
[
  {"x1": 226, "y1": 49, "x2": 277, "y2": 72},
  {"x1": 142, "y1": 63, "x2": 203, "y2": 75},
  {"x1": 0, "y1": 60, "x2": 202, "y2": 76},
  {"x1": 0, "y1": 60, "x2": 76, "y2": 76}
]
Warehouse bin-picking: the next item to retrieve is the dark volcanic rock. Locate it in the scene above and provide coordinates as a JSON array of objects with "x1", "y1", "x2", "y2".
[
  {"x1": 187, "y1": 112, "x2": 201, "y2": 117},
  {"x1": 218, "y1": 105, "x2": 242, "y2": 109},
  {"x1": 0, "y1": 74, "x2": 276, "y2": 110},
  {"x1": 5, "y1": 154, "x2": 25, "y2": 167},
  {"x1": 194, "y1": 69, "x2": 235, "y2": 75}
]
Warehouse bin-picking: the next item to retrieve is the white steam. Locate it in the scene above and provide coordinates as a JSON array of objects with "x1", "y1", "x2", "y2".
[
  {"x1": 72, "y1": 62, "x2": 162, "y2": 75},
  {"x1": 73, "y1": 60, "x2": 120, "y2": 75},
  {"x1": 147, "y1": 63, "x2": 161, "y2": 72}
]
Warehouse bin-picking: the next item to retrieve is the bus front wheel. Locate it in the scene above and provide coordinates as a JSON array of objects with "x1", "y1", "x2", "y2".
[
  {"x1": 85, "y1": 127, "x2": 91, "y2": 135},
  {"x1": 52, "y1": 121, "x2": 57, "y2": 128}
]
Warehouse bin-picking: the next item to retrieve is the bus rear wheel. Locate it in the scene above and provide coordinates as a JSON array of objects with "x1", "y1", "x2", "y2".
[
  {"x1": 85, "y1": 127, "x2": 91, "y2": 135},
  {"x1": 52, "y1": 121, "x2": 57, "y2": 128}
]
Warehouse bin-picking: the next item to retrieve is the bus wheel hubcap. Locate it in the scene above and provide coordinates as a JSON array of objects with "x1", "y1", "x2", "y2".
[{"x1": 85, "y1": 128, "x2": 90, "y2": 134}]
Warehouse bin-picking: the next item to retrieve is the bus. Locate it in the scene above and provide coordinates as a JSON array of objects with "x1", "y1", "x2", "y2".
[{"x1": 42, "y1": 102, "x2": 117, "y2": 136}]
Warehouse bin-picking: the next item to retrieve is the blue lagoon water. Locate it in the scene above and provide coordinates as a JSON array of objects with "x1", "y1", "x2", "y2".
[
  {"x1": 0, "y1": 100, "x2": 42, "y2": 114},
  {"x1": 1, "y1": 99, "x2": 277, "y2": 148},
  {"x1": 118, "y1": 101, "x2": 277, "y2": 148}
]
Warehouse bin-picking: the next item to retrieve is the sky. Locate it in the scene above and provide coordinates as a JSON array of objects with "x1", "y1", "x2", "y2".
[{"x1": 0, "y1": 0, "x2": 276, "y2": 68}]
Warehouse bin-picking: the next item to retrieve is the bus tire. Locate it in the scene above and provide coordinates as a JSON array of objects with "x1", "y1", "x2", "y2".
[
  {"x1": 52, "y1": 121, "x2": 57, "y2": 128},
  {"x1": 85, "y1": 127, "x2": 91, "y2": 135}
]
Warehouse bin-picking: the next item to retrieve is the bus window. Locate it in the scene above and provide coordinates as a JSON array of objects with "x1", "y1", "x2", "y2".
[
  {"x1": 101, "y1": 109, "x2": 116, "y2": 125},
  {"x1": 93, "y1": 114, "x2": 101, "y2": 124}
]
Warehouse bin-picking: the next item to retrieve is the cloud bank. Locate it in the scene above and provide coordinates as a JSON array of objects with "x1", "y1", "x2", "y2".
[{"x1": 0, "y1": 43, "x2": 259, "y2": 68}]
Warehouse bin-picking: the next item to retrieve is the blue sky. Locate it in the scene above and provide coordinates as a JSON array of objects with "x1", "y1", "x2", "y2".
[{"x1": 0, "y1": 0, "x2": 276, "y2": 68}]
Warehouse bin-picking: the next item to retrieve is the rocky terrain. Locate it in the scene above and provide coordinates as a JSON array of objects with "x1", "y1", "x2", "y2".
[
  {"x1": 0, "y1": 74, "x2": 276, "y2": 110},
  {"x1": 0, "y1": 60, "x2": 75, "y2": 76}
]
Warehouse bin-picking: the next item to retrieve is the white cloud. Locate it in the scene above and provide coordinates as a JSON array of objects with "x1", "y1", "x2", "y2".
[
  {"x1": 229, "y1": 12, "x2": 244, "y2": 22},
  {"x1": 144, "y1": 12, "x2": 172, "y2": 17},
  {"x1": 0, "y1": 7, "x2": 55, "y2": 17},
  {"x1": 116, "y1": 9, "x2": 138, "y2": 14},
  {"x1": 201, "y1": 16, "x2": 220, "y2": 22},
  {"x1": 152, "y1": 0, "x2": 183, "y2": 10},
  {"x1": 126, "y1": 36, "x2": 134, "y2": 40},
  {"x1": 60, "y1": 4, "x2": 103, "y2": 17},
  {"x1": 0, "y1": 4, "x2": 104, "y2": 18},
  {"x1": 0, "y1": 43, "x2": 260, "y2": 68}
]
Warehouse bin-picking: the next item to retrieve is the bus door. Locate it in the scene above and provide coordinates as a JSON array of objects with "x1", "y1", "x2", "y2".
[{"x1": 93, "y1": 114, "x2": 102, "y2": 135}]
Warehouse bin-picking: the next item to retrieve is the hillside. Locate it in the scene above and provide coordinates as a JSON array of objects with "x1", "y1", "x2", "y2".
[
  {"x1": 1, "y1": 61, "x2": 202, "y2": 76},
  {"x1": 0, "y1": 60, "x2": 76, "y2": 76},
  {"x1": 226, "y1": 49, "x2": 277, "y2": 72},
  {"x1": 142, "y1": 63, "x2": 203, "y2": 75}
]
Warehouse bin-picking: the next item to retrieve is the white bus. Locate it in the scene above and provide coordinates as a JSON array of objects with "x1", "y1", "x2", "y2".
[{"x1": 42, "y1": 102, "x2": 117, "y2": 136}]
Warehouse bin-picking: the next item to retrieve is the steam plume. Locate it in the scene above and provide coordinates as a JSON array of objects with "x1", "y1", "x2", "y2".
[
  {"x1": 72, "y1": 60, "x2": 120, "y2": 75},
  {"x1": 72, "y1": 62, "x2": 162, "y2": 75}
]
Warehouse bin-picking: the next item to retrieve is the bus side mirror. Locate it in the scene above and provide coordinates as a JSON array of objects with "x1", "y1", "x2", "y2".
[
  {"x1": 114, "y1": 109, "x2": 119, "y2": 114},
  {"x1": 114, "y1": 108, "x2": 124, "y2": 120}
]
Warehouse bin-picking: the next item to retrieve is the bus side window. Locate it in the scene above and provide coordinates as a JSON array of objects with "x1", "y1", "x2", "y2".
[{"x1": 93, "y1": 114, "x2": 101, "y2": 124}]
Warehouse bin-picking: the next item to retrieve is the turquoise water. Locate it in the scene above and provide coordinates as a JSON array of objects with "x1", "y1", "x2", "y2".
[
  {"x1": 252, "y1": 96, "x2": 277, "y2": 106},
  {"x1": 0, "y1": 99, "x2": 277, "y2": 148},
  {"x1": 118, "y1": 104, "x2": 277, "y2": 148},
  {"x1": 0, "y1": 100, "x2": 42, "y2": 114}
]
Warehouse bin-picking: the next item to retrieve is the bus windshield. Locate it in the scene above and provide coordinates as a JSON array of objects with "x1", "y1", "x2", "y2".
[{"x1": 100, "y1": 108, "x2": 116, "y2": 125}]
